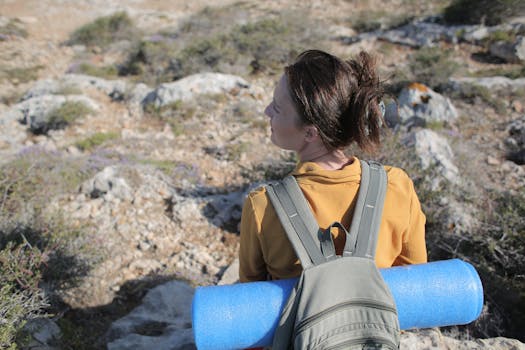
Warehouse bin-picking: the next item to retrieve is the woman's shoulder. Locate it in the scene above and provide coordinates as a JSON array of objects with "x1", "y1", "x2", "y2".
[
  {"x1": 246, "y1": 184, "x2": 270, "y2": 209},
  {"x1": 383, "y1": 165, "x2": 416, "y2": 194},
  {"x1": 384, "y1": 165, "x2": 410, "y2": 180}
]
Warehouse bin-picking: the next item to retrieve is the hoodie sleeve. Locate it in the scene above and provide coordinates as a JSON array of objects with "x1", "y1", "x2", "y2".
[
  {"x1": 394, "y1": 177, "x2": 427, "y2": 265},
  {"x1": 239, "y1": 192, "x2": 268, "y2": 282}
]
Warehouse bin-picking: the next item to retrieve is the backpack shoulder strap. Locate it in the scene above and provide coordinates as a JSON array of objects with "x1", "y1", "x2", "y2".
[
  {"x1": 343, "y1": 160, "x2": 388, "y2": 259},
  {"x1": 266, "y1": 177, "x2": 326, "y2": 269}
]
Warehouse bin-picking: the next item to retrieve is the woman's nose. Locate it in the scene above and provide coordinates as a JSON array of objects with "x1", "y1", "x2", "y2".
[{"x1": 264, "y1": 104, "x2": 272, "y2": 118}]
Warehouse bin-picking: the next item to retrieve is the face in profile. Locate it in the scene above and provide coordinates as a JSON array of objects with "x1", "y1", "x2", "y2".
[{"x1": 264, "y1": 75, "x2": 307, "y2": 152}]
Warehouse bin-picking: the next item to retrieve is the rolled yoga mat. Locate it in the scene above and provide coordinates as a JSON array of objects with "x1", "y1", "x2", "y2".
[{"x1": 192, "y1": 259, "x2": 483, "y2": 350}]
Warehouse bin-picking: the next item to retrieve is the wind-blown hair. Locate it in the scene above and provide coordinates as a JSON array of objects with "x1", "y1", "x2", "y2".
[{"x1": 285, "y1": 50, "x2": 385, "y2": 152}]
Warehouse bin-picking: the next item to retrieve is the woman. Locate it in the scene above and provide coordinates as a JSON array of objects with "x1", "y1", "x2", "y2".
[{"x1": 239, "y1": 49, "x2": 427, "y2": 283}]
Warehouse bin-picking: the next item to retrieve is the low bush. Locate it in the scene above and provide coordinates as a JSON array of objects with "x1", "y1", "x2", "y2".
[
  {"x1": 387, "y1": 46, "x2": 462, "y2": 93},
  {"x1": 0, "y1": 242, "x2": 49, "y2": 349},
  {"x1": 471, "y1": 65, "x2": 525, "y2": 79},
  {"x1": 443, "y1": 0, "x2": 525, "y2": 26},
  {"x1": 0, "y1": 18, "x2": 28, "y2": 39},
  {"x1": 72, "y1": 63, "x2": 119, "y2": 79},
  {"x1": 409, "y1": 47, "x2": 461, "y2": 90},
  {"x1": 0, "y1": 148, "x2": 109, "y2": 348},
  {"x1": 143, "y1": 100, "x2": 196, "y2": 136},
  {"x1": 350, "y1": 10, "x2": 414, "y2": 33},
  {"x1": 119, "y1": 6, "x2": 328, "y2": 84},
  {"x1": 0, "y1": 66, "x2": 42, "y2": 84},
  {"x1": 447, "y1": 83, "x2": 506, "y2": 114},
  {"x1": 68, "y1": 12, "x2": 140, "y2": 49},
  {"x1": 75, "y1": 132, "x2": 119, "y2": 151},
  {"x1": 118, "y1": 38, "x2": 181, "y2": 84},
  {"x1": 38, "y1": 101, "x2": 93, "y2": 134}
]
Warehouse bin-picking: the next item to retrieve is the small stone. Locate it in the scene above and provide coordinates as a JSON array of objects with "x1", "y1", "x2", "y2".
[
  {"x1": 511, "y1": 100, "x2": 523, "y2": 113},
  {"x1": 487, "y1": 155, "x2": 501, "y2": 165}
]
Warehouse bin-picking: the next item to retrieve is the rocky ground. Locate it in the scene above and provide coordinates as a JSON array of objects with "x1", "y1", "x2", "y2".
[{"x1": 1, "y1": 0, "x2": 525, "y2": 349}]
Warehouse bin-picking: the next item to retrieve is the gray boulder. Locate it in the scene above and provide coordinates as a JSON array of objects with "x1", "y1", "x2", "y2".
[
  {"x1": 346, "y1": 17, "x2": 525, "y2": 48},
  {"x1": 23, "y1": 318, "x2": 61, "y2": 350},
  {"x1": 489, "y1": 36, "x2": 525, "y2": 63},
  {"x1": 81, "y1": 166, "x2": 134, "y2": 201},
  {"x1": 23, "y1": 74, "x2": 129, "y2": 101},
  {"x1": 218, "y1": 258, "x2": 239, "y2": 285},
  {"x1": 395, "y1": 83, "x2": 458, "y2": 127},
  {"x1": 506, "y1": 116, "x2": 525, "y2": 164},
  {"x1": 376, "y1": 19, "x2": 464, "y2": 47},
  {"x1": 507, "y1": 116, "x2": 525, "y2": 149},
  {"x1": 7, "y1": 94, "x2": 98, "y2": 133},
  {"x1": 106, "y1": 280, "x2": 195, "y2": 350},
  {"x1": 448, "y1": 76, "x2": 525, "y2": 92},
  {"x1": 0, "y1": 104, "x2": 27, "y2": 162},
  {"x1": 127, "y1": 83, "x2": 154, "y2": 106},
  {"x1": 143, "y1": 73, "x2": 250, "y2": 108},
  {"x1": 403, "y1": 129, "x2": 459, "y2": 187},
  {"x1": 401, "y1": 329, "x2": 525, "y2": 350}
]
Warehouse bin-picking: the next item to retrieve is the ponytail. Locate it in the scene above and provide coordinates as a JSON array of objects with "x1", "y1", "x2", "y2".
[{"x1": 344, "y1": 51, "x2": 384, "y2": 152}]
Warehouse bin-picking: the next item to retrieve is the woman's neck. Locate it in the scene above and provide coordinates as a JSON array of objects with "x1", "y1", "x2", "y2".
[{"x1": 298, "y1": 147, "x2": 351, "y2": 170}]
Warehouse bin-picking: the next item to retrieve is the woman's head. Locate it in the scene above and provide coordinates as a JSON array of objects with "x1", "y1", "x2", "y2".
[{"x1": 284, "y1": 49, "x2": 385, "y2": 152}]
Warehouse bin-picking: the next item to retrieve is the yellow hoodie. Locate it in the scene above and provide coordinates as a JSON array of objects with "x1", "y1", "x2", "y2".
[{"x1": 239, "y1": 158, "x2": 427, "y2": 282}]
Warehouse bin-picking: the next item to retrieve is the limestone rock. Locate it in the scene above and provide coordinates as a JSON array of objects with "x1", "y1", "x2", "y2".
[
  {"x1": 448, "y1": 77, "x2": 525, "y2": 92},
  {"x1": 8, "y1": 94, "x2": 99, "y2": 134},
  {"x1": 403, "y1": 129, "x2": 459, "y2": 186},
  {"x1": 395, "y1": 83, "x2": 458, "y2": 127},
  {"x1": 506, "y1": 116, "x2": 525, "y2": 165},
  {"x1": 23, "y1": 318, "x2": 61, "y2": 350},
  {"x1": 507, "y1": 116, "x2": 525, "y2": 148},
  {"x1": 401, "y1": 329, "x2": 525, "y2": 350},
  {"x1": 106, "y1": 280, "x2": 195, "y2": 350},
  {"x1": 80, "y1": 166, "x2": 134, "y2": 201},
  {"x1": 142, "y1": 73, "x2": 250, "y2": 108},
  {"x1": 376, "y1": 18, "x2": 462, "y2": 47},
  {"x1": 218, "y1": 258, "x2": 239, "y2": 285},
  {"x1": 343, "y1": 17, "x2": 525, "y2": 48},
  {"x1": 489, "y1": 36, "x2": 525, "y2": 63},
  {"x1": 0, "y1": 106, "x2": 28, "y2": 163},
  {"x1": 23, "y1": 74, "x2": 129, "y2": 101}
]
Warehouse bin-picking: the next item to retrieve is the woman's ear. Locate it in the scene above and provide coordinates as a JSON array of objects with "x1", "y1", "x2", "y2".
[{"x1": 304, "y1": 125, "x2": 319, "y2": 143}]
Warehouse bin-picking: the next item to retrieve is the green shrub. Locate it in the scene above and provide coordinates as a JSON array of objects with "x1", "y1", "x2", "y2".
[
  {"x1": 224, "y1": 142, "x2": 250, "y2": 162},
  {"x1": 143, "y1": 100, "x2": 196, "y2": 136},
  {"x1": 0, "y1": 243, "x2": 49, "y2": 349},
  {"x1": 471, "y1": 65, "x2": 525, "y2": 79},
  {"x1": 0, "y1": 18, "x2": 28, "y2": 39},
  {"x1": 76, "y1": 132, "x2": 119, "y2": 151},
  {"x1": 0, "y1": 91, "x2": 23, "y2": 106},
  {"x1": 68, "y1": 12, "x2": 140, "y2": 49},
  {"x1": 120, "y1": 7, "x2": 328, "y2": 84},
  {"x1": 0, "y1": 66, "x2": 42, "y2": 84},
  {"x1": 74, "y1": 63, "x2": 118, "y2": 79},
  {"x1": 486, "y1": 30, "x2": 516, "y2": 44},
  {"x1": 118, "y1": 39, "x2": 181, "y2": 84},
  {"x1": 143, "y1": 94, "x2": 226, "y2": 136},
  {"x1": 41, "y1": 101, "x2": 93, "y2": 134},
  {"x1": 448, "y1": 83, "x2": 506, "y2": 114},
  {"x1": 443, "y1": 0, "x2": 525, "y2": 25},
  {"x1": 0, "y1": 149, "x2": 111, "y2": 347},
  {"x1": 409, "y1": 47, "x2": 461, "y2": 90},
  {"x1": 350, "y1": 10, "x2": 413, "y2": 33}
]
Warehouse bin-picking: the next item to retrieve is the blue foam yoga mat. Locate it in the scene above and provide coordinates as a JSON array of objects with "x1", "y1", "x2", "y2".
[{"x1": 192, "y1": 259, "x2": 483, "y2": 350}]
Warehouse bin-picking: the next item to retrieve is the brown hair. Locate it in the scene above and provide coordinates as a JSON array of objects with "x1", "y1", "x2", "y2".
[{"x1": 285, "y1": 50, "x2": 384, "y2": 152}]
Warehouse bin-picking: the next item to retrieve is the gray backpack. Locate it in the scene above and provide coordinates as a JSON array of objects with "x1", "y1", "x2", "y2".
[{"x1": 266, "y1": 160, "x2": 400, "y2": 350}]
